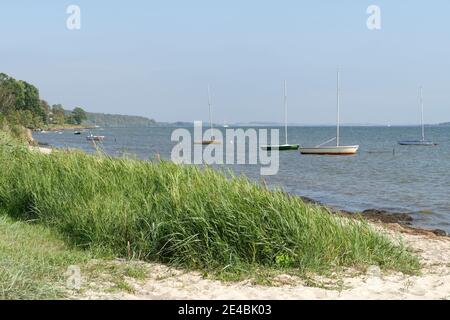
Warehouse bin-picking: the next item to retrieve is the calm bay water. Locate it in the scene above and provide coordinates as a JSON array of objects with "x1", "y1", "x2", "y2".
[{"x1": 34, "y1": 125, "x2": 450, "y2": 232}]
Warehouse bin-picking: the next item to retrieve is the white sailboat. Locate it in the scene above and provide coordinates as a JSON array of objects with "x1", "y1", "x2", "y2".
[
  {"x1": 196, "y1": 85, "x2": 220, "y2": 145},
  {"x1": 398, "y1": 86, "x2": 435, "y2": 146},
  {"x1": 300, "y1": 69, "x2": 359, "y2": 155},
  {"x1": 261, "y1": 81, "x2": 299, "y2": 151}
]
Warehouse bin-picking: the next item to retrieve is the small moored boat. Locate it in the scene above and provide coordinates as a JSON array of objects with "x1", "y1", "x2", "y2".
[
  {"x1": 261, "y1": 144, "x2": 300, "y2": 151},
  {"x1": 299, "y1": 145, "x2": 359, "y2": 155},
  {"x1": 299, "y1": 69, "x2": 359, "y2": 156},
  {"x1": 86, "y1": 133, "x2": 105, "y2": 142},
  {"x1": 398, "y1": 140, "x2": 435, "y2": 146},
  {"x1": 196, "y1": 85, "x2": 222, "y2": 145},
  {"x1": 398, "y1": 87, "x2": 436, "y2": 146},
  {"x1": 260, "y1": 81, "x2": 299, "y2": 151},
  {"x1": 195, "y1": 139, "x2": 221, "y2": 145}
]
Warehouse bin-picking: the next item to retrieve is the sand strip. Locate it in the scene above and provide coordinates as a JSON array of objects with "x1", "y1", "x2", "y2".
[{"x1": 78, "y1": 223, "x2": 450, "y2": 300}]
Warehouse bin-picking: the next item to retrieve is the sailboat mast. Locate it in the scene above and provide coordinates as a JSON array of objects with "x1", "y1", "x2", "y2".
[
  {"x1": 284, "y1": 80, "x2": 288, "y2": 145},
  {"x1": 208, "y1": 85, "x2": 213, "y2": 136},
  {"x1": 336, "y1": 69, "x2": 340, "y2": 147},
  {"x1": 420, "y1": 86, "x2": 425, "y2": 141}
]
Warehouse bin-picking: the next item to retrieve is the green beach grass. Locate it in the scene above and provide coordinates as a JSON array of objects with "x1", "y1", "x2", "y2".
[
  {"x1": 0, "y1": 211, "x2": 91, "y2": 299},
  {"x1": 0, "y1": 209, "x2": 152, "y2": 299},
  {"x1": 0, "y1": 134, "x2": 420, "y2": 282}
]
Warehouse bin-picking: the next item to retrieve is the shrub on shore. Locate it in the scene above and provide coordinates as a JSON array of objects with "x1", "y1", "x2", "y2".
[
  {"x1": 0, "y1": 142, "x2": 420, "y2": 277},
  {"x1": 0, "y1": 116, "x2": 30, "y2": 145}
]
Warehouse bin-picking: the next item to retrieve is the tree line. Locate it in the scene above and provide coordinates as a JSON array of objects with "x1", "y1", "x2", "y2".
[{"x1": 0, "y1": 73, "x2": 87, "y2": 129}]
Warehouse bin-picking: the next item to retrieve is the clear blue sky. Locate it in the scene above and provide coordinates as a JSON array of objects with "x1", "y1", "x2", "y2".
[{"x1": 1, "y1": 1, "x2": 450, "y2": 124}]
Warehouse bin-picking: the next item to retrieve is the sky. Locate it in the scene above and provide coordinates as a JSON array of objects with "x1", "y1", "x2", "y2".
[{"x1": 1, "y1": 1, "x2": 450, "y2": 125}]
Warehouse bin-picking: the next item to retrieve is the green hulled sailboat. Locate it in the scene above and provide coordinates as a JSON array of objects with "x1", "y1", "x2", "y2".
[{"x1": 261, "y1": 81, "x2": 299, "y2": 151}]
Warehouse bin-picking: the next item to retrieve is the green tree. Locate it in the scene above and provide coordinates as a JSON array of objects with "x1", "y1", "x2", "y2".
[
  {"x1": 65, "y1": 115, "x2": 77, "y2": 125},
  {"x1": 0, "y1": 73, "x2": 47, "y2": 126},
  {"x1": 51, "y1": 104, "x2": 66, "y2": 125},
  {"x1": 39, "y1": 100, "x2": 50, "y2": 125},
  {"x1": 0, "y1": 73, "x2": 19, "y2": 114},
  {"x1": 0, "y1": 86, "x2": 16, "y2": 114},
  {"x1": 18, "y1": 81, "x2": 40, "y2": 112},
  {"x1": 72, "y1": 107, "x2": 87, "y2": 125}
]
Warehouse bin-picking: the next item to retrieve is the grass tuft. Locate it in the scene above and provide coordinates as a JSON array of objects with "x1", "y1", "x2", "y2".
[{"x1": 0, "y1": 212, "x2": 91, "y2": 299}]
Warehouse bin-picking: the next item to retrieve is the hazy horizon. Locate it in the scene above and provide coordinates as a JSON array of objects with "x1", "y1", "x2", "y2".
[{"x1": 2, "y1": 1, "x2": 450, "y2": 125}]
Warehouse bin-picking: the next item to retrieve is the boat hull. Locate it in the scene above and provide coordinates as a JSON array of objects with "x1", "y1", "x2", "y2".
[
  {"x1": 86, "y1": 136, "x2": 105, "y2": 142},
  {"x1": 299, "y1": 145, "x2": 359, "y2": 155},
  {"x1": 194, "y1": 140, "x2": 221, "y2": 145},
  {"x1": 398, "y1": 140, "x2": 435, "y2": 146},
  {"x1": 261, "y1": 144, "x2": 300, "y2": 151}
]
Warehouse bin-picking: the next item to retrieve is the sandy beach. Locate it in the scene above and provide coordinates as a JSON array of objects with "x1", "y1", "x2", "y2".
[
  {"x1": 78, "y1": 223, "x2": 450, "y2": 300},
  {"x1": 28, "y1": 145, "x2": 52, "y2": 154}
]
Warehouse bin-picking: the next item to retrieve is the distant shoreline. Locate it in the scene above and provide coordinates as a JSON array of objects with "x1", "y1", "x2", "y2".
[
  {"x1": 33, "y1": 123, "x2": 450, "y2": 130},
  {"x1": 139, "y1": 123, "x2": 450, "y2": 128},
  {"x1": 34, "y1": 124, "x2": 96, "y2": 132}
]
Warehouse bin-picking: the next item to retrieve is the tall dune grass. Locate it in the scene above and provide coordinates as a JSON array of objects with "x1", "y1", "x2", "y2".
[{"x1": 0, "y1": 143, "x2": 419, "y2": 276}]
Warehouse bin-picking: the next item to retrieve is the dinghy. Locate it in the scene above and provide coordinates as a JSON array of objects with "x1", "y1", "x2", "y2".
[
  {"x1": 398, "y1": 87, "x2": 436, "y2": 146},
  {"x1": 86, "y1": 133, "x2": 105, "y2": 142},
  {"x1": 261, "y1": 81, "x2": 300, "y2": 151},
  {"x1": 299, "y1": 69, "x2": 359, "y2": 155}
]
